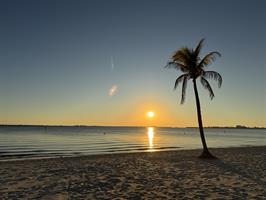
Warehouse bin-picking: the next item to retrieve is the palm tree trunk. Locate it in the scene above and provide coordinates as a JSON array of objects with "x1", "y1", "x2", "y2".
[{"x1": 192, "y1": 79, "x2": 216, "y2": 158}]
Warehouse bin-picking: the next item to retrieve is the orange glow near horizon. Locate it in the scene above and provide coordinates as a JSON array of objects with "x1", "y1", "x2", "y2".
[{"x1": 7, "y1": 98, "x2": 254, "y2": 127}]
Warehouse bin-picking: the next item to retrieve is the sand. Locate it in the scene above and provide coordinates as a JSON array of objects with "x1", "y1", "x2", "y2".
[{"x1": 0, "y1": 146, "x2": 265, "y2": 199}]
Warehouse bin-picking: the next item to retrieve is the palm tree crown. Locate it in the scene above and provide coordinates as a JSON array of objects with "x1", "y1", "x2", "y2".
[{"x1": 166, "y1": 39, "x2": 222, "y2": 104}]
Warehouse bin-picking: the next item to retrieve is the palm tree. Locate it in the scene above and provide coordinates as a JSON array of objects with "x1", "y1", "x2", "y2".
[{"x1": 165, "y1": 39, "x2": 222, "y2": 159}]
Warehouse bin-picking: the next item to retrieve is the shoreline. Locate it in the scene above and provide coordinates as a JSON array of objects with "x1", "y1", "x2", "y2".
[
  {"x1": 0, "y1": 146, "x2": 265, "y2": 199},
  {"x1": 1, "y1": 145, "x2": 265, "y2": 163}
]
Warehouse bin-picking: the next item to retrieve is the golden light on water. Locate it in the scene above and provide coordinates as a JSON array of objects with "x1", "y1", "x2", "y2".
[{"x1": 147, "y1": 127, "x2": 155, "y2": 151}]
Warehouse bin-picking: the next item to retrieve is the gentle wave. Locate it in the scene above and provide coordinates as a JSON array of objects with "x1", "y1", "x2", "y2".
[{"x1": 0, "y1": 126, "x2": 265, "y2": 161}]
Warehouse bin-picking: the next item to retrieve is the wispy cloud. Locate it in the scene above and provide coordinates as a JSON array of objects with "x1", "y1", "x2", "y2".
[
  {"x1": 111, "y1": 56, "x2": 114, "y2": 72},
  {"x1": 108, "y1": 85, "x2": 118, "y2": 96}
]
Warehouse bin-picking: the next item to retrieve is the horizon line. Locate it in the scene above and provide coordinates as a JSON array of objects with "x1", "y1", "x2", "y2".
[{"x1": 0, "y1": 124, "x2": 265, "y2": 129}]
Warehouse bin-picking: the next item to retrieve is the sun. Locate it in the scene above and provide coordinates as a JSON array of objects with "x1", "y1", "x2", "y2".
[{"x1": 147, "y1": 111, "x2": 155, "y2": 118}]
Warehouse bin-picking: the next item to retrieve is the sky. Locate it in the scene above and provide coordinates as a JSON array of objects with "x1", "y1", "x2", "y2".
[{"x1": 1, "y1": 0, "x2": 266, "y2": 127}]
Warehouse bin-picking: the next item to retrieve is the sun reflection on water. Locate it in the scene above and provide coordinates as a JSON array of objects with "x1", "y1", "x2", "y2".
[{"x1": 147, "y1": 127, "x2": 155, "y2": 152}]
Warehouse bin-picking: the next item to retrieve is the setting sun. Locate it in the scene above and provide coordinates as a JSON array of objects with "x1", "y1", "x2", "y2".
[{"x1": 147, "y1": 111, "x2": 155, "y2": 118}]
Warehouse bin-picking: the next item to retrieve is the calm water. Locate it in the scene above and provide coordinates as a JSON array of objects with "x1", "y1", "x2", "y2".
[{"x1": 0, "y1": 126, "x2": 265, "y2": 160}]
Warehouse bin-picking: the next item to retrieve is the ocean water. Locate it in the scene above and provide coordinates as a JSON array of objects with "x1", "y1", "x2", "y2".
[{"x1": 0, "y1": 126, "x2": 265, "y2": 161}]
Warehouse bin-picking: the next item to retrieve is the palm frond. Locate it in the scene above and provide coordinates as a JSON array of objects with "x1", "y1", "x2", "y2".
[
  {"x1": 164, "y1": 61, "x2": 175, "y2": 68},
  {"x1": 203, "y1": 71, "x2": 222, "y2": 87},
  {"x1": 172, "y1": 47, "x2": 193, "y2": 66},
  {"x1": 183, "y1": 47, "x2": 193, "y2": 57},
  {"x1": 174, "y1": 74, "x2": 188, "y2": 90},
  {"x1": 172, "y1": 49, "x2": 187, "y2": 62},
  {"x1": 200, "y1": 77, "x2": 215, "y2": 99},
  {"x1": 198, "y1": 51, "x2": 221, "y2": 68},
  {"x1": 166, "y1": 40, "x2": 221, "y2": 104},
  {"x1": 194, "y1": 38, "x2": 204, "y2": 58},
  {"x1": 165, "y1": 61, "x2": 189, "y2": 72},
  {"x1": 181, "y1": 75, "x2": 188, "y2": 104}
]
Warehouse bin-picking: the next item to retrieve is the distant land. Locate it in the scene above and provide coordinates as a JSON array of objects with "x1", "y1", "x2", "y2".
[
  {"x1": 0, "y1": 124, "x2": 265, "y2": 129},
  {"x1": 186, "y1": 125, "x2": 266, "y2": 130}
]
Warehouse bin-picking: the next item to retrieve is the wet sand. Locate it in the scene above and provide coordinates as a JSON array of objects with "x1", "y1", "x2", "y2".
[{"x1": 0, "y1": 146, "x2": 265, "y2": 199}]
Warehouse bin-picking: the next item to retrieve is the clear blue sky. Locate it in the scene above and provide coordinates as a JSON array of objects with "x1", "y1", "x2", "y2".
[{"x1": 1, "y1": 0, "x2": 265, "y2": 127}]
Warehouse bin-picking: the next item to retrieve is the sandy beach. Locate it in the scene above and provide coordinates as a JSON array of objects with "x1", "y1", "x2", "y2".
[{"x1": 0, "y1": 146, "x2": 265, "y2": 199}]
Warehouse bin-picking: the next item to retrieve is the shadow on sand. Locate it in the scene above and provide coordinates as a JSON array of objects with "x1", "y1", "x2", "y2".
[{"x1": 204, "y1": 158, "x2": 266, "y2": 187}]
